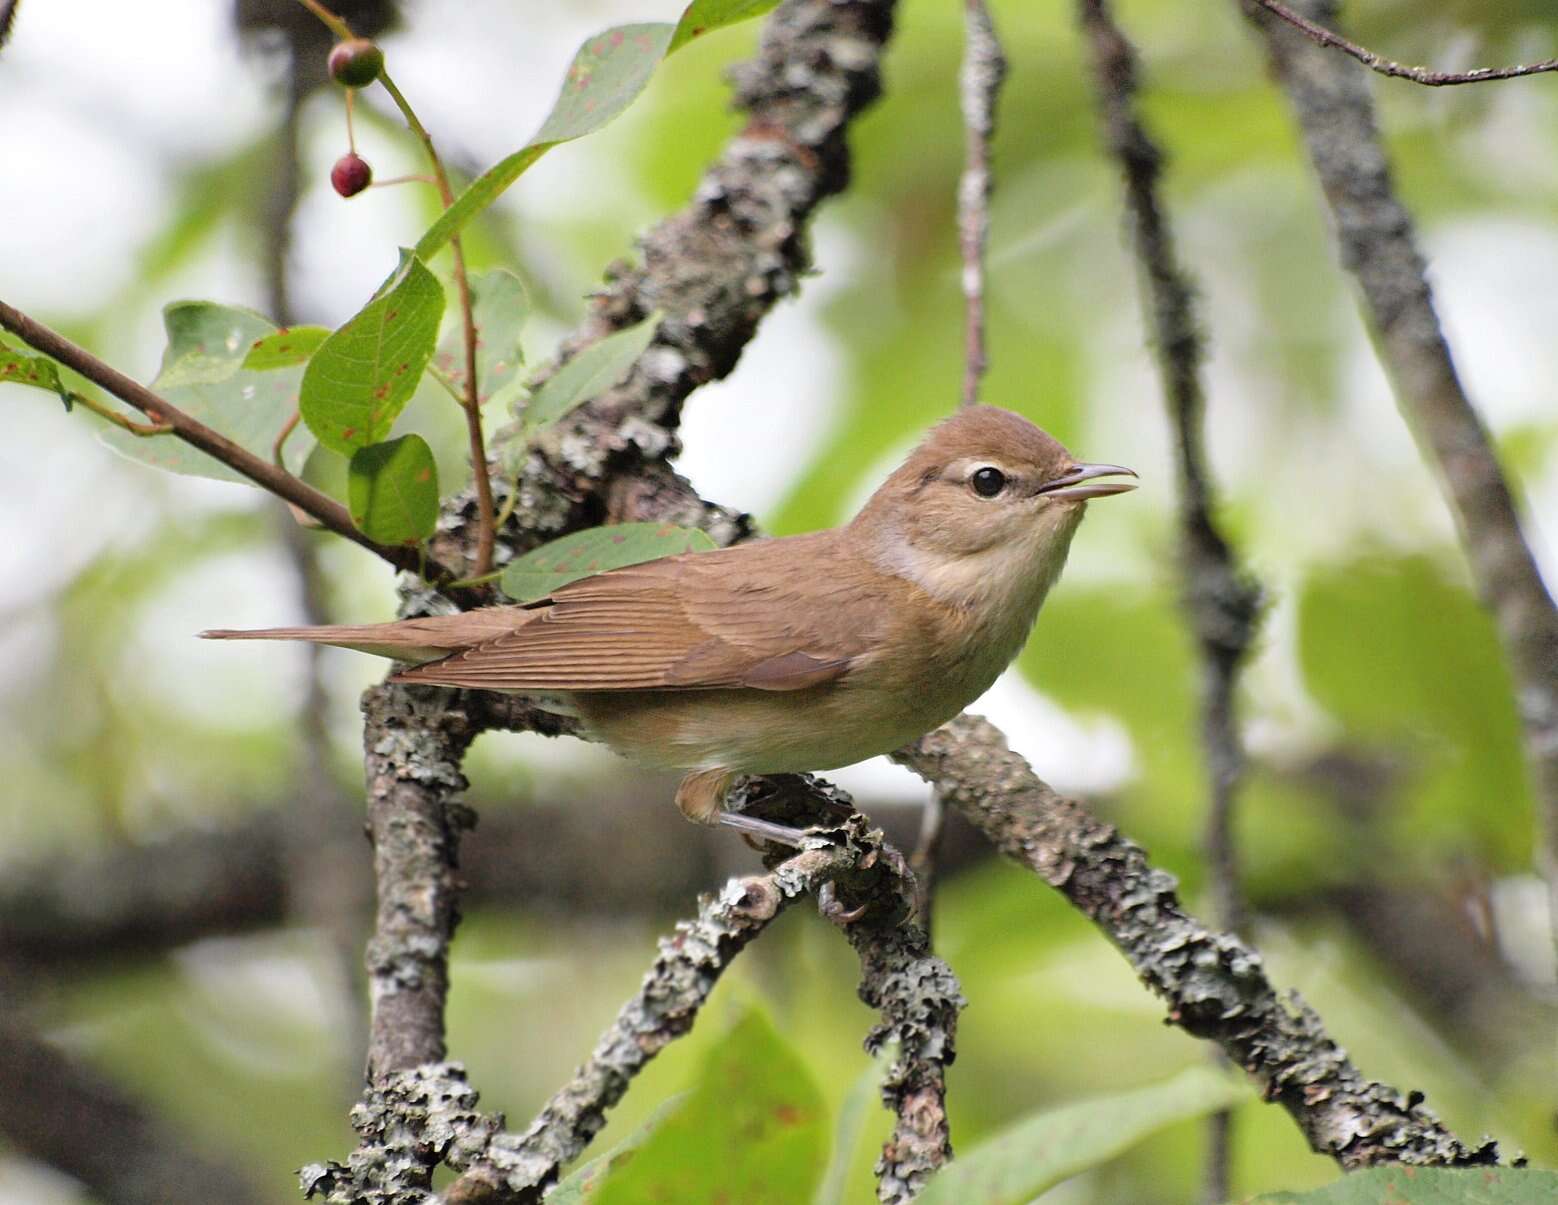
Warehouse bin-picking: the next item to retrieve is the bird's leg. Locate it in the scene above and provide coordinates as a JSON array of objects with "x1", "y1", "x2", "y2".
[{"x1": 675, "y1": 768, "x2": 811, "y2": 847}]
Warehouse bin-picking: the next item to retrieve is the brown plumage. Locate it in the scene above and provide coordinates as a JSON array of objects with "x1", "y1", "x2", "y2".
[{"x1": 203, "y1": 406, "x2": 1135, "y2": 836}]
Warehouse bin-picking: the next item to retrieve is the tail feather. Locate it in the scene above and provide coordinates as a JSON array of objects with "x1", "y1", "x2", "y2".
[{"x1": 200, "y1": 609, "x2": 531, "y2": 664}]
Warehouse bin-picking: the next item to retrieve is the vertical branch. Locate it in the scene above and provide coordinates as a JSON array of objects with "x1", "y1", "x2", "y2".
[
  {"x1": 1244, "y1": 0, "x2": 1558, "y2": 964},
  {"x1": 956, "y1": 0, "x2": 1006, "y2": 408},
  {"x1": 360, "y1": 685, "x2": 480, "y2": 1081},
  {"x1": 1078, "y1": 3, "x2": 1262, "y2": 1199}
]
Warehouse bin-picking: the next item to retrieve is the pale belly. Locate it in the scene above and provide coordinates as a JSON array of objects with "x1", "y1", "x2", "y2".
[{"x1": 571, "y1": 657, "x2": 1000, "y2": 776}]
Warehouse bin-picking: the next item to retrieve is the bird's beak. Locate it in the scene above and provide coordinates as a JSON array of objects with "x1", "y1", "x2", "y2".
[{"x1": 1036, "y1": 463, "x2": 1138, "y2": 501}]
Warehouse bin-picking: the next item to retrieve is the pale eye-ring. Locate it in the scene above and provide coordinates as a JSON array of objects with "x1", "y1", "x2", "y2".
[{"x1": 971, "y1": 466, "x2": 1007, "y2": 498}]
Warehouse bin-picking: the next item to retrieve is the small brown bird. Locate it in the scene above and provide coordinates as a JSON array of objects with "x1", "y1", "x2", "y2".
[{"x1": 204, "y1": 406, "x2": 1135, "y2": 841}]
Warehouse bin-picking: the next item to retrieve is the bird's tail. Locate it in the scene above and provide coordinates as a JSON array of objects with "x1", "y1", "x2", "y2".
[{"x1": 200, "y1": 609, "x2": 529, "y2": 664}]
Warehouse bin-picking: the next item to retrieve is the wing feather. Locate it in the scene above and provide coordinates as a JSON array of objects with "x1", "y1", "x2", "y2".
[{"x1": 392, "y1": 534, "x2": 887, "y2": 692}]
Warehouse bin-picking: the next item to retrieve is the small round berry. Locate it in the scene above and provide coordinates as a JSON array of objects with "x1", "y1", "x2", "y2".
[
  {"x1": 331, "y1": 152, "x2": 373, "y2": 198},
  {"x1": 328, "y1": 39, "x2": 384, "y2": 88}
]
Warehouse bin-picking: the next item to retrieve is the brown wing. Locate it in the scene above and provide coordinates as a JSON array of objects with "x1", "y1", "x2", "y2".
[{"x1": 391, "y1": 533, "x2": 887, "y2": 692}]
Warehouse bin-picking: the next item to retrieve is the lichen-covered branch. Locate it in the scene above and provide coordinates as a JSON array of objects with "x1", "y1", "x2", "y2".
[
  {"x1": 1078, "y1": 5, "x2": 1264, "y2": 1196},
  {"x1": 360, "y1": 684, "x2": 483, "y2": 1083},
  {"x1": 734, "y1": 776, "x2": 963, "y2": 1203},
  {"x1": 448, "y1": 0, "x2": 897, "y2": 564},
  {"x1": 956, "y1": 0, "x2": 1005, "y2": 409},
  {"x1": 898, "y1": 714, "x2": 1500, "y2": 1170},
  {"x1": 1243, "y1": 0, "x2": 1558, "y2": 968}
]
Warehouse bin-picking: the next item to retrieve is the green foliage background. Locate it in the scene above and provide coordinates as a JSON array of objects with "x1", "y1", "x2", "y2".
[{"x1": 1, "y1": 0, "x2": 1555, "y2": 1201}]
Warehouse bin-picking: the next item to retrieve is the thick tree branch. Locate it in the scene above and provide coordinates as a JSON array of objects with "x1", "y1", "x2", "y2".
[
  {"x1": 1078, "y1": 4, "x2": 1264, "y2": 1196},
  {"x1": 1248, "y1": 0, "x2": 1558, "y2": 86},
  {"x1": 0, "y1": 299, "x2": 458, "y2": 585},
  {"x1": 898, "y1": 714, "x2": 1500, "y2": 1170},
  {"x1": 1244, "y1": 0, "x2": 1558, "y2": 970}
]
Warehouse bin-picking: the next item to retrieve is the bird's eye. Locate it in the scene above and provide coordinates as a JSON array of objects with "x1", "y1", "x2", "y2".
[{"x1": 971, "y1": 466, "x2": 1007, "y2": 498}]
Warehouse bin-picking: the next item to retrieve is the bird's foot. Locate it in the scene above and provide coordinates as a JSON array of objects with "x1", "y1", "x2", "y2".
[
  {"x1": 716, "y1": 810, "x2": 811, "y2": 848},
  {"x1": 817, "y1": 879, "x2": 869, "y2": 925}
]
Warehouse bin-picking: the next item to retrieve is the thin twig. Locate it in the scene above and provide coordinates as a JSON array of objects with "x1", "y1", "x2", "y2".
[
  {"x1": 65, "y1": 391, "x2": 174, "y2": 437},
  {"x1": 908, "y1": 788, "x2": 947, "y2": 933},
  {"x1": 1077, "y1": 6, "x2": 1263, "y2": 1194},
  {"x1": 375, "y1": 73, "x2": 497, "y2": 577},
  {"x1": 1248, "y1": 0, "x2": 1558, "y2": 86},
  {"x1": 0, "y1": 299, "x2": 458, "y2": 585},
  {"x1": 956, "y1": 0, "x2": 1005, "y2": 408},
  {"x1": 899, "y1": 714, "x2": 1501, "y2": 1170},
  {"x1": 1246, "y1": 0, "x2": 1558, "y2": 985}
]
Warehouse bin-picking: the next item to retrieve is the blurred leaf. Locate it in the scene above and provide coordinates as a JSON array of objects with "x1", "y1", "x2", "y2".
[
  {"x1": 433, "y1": 269, "x2": 528, "y2": 407},
  {"x1": 1247, "y1": 1166, "x2": 1558, "y2": 1204},
  {"x1": 501, "y1": 522, "x2": 715, "y2": 602},
  {"x1": 0, "y1": 335, "x2": 69, "y2": 403},
  {"x1": 242, "y1": 326, "x2": 330, "y2": 371},
  {"x1": 416, "y1": 1, "x2": 778, "y2": 259},
  {"x1": 517, "y1": 314, "x2": 659, "y2": 439},
  {"x1": 595, "y1": 1008, "x2": 827, "y2": 1205},
  {"x1": 551, "y1": 1095, "x2": 688, "y2": 1204},
  {"x1": 668, "y1": 0, "x2": 780, "y2": 54},
  {"x1": 347, "y1": 435, "x2": 438, "y2": 545},
  {"x1": 1297, "y1": 554, "x2": 1530, "y2": 865},
  {"x1": 101, "y1": 301, "x2": 313, "y2": 481},
  {"x1": 813, "y1": 1044, "x2": 894, "y2": 1205},
  {"x1": 916, "y1": 1067, "x2": 1247, "y2": 1205},
  {"x1": 300, "y1": 251, "x2": 444, "y2": 455}
]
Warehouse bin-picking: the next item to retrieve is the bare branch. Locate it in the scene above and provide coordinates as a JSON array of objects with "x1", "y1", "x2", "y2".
[
  {"x1": 1247, "y1": 0, "x2": 1558, "y2": 86},
  {"x1": 956, "y1": 0, "x2": 1006, "y2": 408},
  {"x1": 899, "y1": 714, "x2": 1501, "y2": 1170},
  {"x1": 1077, "y1": 4, "x2": 1264, "y2": 1195},
  {"x1": 0, "y1": 298, "x2": 460, "y2": 585},
  {"x1": 1245, "y1": 0, "x2": 1558, "y2": 977}
]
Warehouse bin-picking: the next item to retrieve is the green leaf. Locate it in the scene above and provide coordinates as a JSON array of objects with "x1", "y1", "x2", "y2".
[
  {"x1": 813, "y1": 1044, "x2": 895, "y2": 1205},
  {"x1": 595, "y1": 1009, "x2": 827, "y2": 1205},
  {"x1": 347, "y1": 435, "x2": 438, "y2": 546},
  {"x1": 415, "y1": 0, "x2": 778, "y2": 260},
  {"x1": 915, "y1": 1067, "x2": 1247, "y2": 1205},
  {"x1": 519, "y1": 314, "x2": 659, "y2": 439},
  {"x1": 669, "y1": 0, "x2": 781, "y2": 54},
  {"x1": 101, "y1": 301, "x2": 314, "y2": 482},
  {"x1": 433, "y1": 269, "x2": 528, "y2": 407},
  {"x1": 0, "y1": 336, "x2": 69, "y2": 403},
  {"x1": 300, "y1": 251, "x2": 445, "y2": 455},
  {"x1": 1246, "y1": 1167, "x2": 1558, "y2": 1204},
  {"x1": 242, "y1": 325, "x2": 330, "y2": 371},
  {"x1": 533, "y1": 25, "x2": 676, "y2": 146},
  {"x1": 501, "y1": 522, "x2": 715, "y2": 603},
  {"x1": 550, "y1": 1095, "x2": 688, "y2": 1205}
]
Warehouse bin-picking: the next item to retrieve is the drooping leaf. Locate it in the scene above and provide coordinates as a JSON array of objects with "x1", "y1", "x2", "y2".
[
  {"x1": 347, "y1": 435, "x2": 438, "y2": 545},
  {"x1": 101, "y1": 301, "x2": 314, "y2": 482},
  {"x1": 300, "y1": 251, "x2": 445, "y2": 455},
  {"x1": 914, "y1": 1067, "x2": 1247, "y2": 1205},
  {"x1": 432, "y1": 269, "x2": 528, "y2": 407},
  {"x1": 1247, "y1": 1167, "x2": 1558, "y2": 1204},
  {"x1": 243, "y1": 325, "x2": 330, "y2": 371},
  {"x1": 415, "y1": 0, "x2": 779, "y2": 260},
  {"x1": 501, "y1": 521, "x2": 715, "y2": 603},
  {"x1": 813, "y1": 1044, "x2": 895, "y2": 1205},
  {"x1": 519, "y1": 314, "x2": 659, "y2": 439},
  {"x1": 594, "y1": 1009, "x2": 827, "y2": 1205},
  {"x1": 549, "y1": 1095, "x2": 688, "y2": 1205},
  {"x1": 0, "y1": 336, "x2": 69, "y2": 403}
]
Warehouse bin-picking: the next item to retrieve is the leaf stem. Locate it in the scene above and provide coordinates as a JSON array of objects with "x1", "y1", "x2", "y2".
[
  {"x1": 377, "y1": 72, "x2": 498, "y2": 577},
  {"x1": 67, "y1": 391, "x2": 175, "y2": 436},
  {"x1": 296, "y1": 0, "x2": 499, "y2": 576}
]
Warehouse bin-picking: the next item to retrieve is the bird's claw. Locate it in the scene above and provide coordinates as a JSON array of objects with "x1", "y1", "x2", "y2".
[{"x1": 818, "y1": 879, "x2": 868, "y2": 925}]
